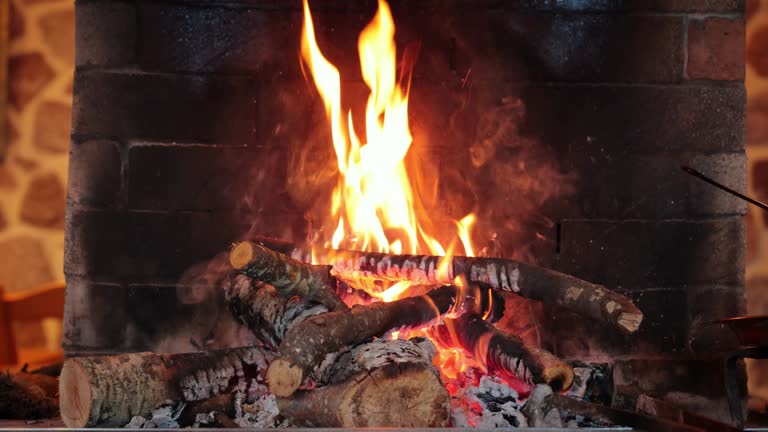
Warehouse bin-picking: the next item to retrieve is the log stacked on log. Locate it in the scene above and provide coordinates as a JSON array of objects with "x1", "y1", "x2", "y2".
[
  {"x1": 59, "y1": 347, "x2": 272, "y2": 428},
  {"x1": 242, "y1": 239, "x2": 644, "y2": 333},
  {"x1": 433, "y1": 313, "x2": 573, "y2": 391},
  {"x1": 58, "y1": 238, "x2": 644, "y2": 428}
]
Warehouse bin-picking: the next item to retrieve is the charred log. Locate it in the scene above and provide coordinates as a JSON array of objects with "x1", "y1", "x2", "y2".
[
  {"x1": 229, "y1": 241, "x2": 348, "y2": 312},
  {"x1": 59, "y1": 347, "x2": 273, "y2": 428},
  {"x1": 267, "y1": 285, "x2": 456, "y2": 397},
  {"x1": 246, "y1": 238, "x2": 642, "y2": 334},
  {"x1": 433, "y1": 313, "x2": 574, "y2": 391}
]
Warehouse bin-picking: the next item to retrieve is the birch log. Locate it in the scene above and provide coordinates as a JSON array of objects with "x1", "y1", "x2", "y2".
[
  {"x1": 228, "y1": 241, "x2": 348, "y2": 312},
  {"x1": 59, "y1": 347, "x2": 273, "y2": 428},
  {"x1": 239, "y1": 238, "x2": 642, "y2": 334},
  {"x1": 277, "y1": 338, "x2": 449, "y2": 427},
  {"x1": 267, "y1": 285, "x2": 456, "y2": 397},
  {"x1": 223, "y1": 274, "x2": 328, "y2": 348}
]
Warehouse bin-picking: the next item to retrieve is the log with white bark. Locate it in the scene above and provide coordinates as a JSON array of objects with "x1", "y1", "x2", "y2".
[
  {"x1": 433, "y1": 313, "x2": 574, "y2": 391},
  {"x1": 59, "y1": 347, "x2": 273, "y2": 428},
  {"x1": 266, "y1": 285, "x2": 456, "y2": 397},
  {"x1": 223, "y1": 274, "x2": 328, "y2": 348},
  {"x1": 228, "y1": 241, "x2": 348, "y2": 312},
  {"x1": 237, "y1": 239, "x2": 642, "y2": 334},
  {"x1": 277, "y1": 338, "x2": 449, "y2": 427}
]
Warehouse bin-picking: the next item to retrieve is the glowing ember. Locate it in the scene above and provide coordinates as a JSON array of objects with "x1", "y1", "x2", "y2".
[{"x1": 301, "y1": 0, "x2": 487, "y2": 378}]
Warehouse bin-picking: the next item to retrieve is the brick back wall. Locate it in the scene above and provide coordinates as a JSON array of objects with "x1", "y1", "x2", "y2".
[{"x1": 65, "y1": 0, "x2": 747, "y2": 420}]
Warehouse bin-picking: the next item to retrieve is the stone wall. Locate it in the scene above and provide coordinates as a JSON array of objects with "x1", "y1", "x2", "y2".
[
  {"x1": 3, "y1": 0, "x2": 73, "y2": 349},
  {"x1": 745, "y1": 0, "x2": 768, "y2": 402}
]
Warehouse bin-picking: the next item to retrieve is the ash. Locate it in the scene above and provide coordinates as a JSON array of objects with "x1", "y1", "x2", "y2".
[
  {"x1": 448, "y1": 368, "x2": 528, "y2": 428},
  {"x1": 125, "y1": 402, "x2": 183, "y2": 429},
  {"x1": 237, "y1": 395, "x2": 289, "y2": 428}
]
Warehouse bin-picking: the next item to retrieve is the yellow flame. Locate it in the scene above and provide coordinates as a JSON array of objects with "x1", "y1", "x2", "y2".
[
  {"x1": 457, "y1": 214, "x2": 476, "y2": 257},
  {"x1": 302, "y1": 0, "x2": 484, "y2": 378}
]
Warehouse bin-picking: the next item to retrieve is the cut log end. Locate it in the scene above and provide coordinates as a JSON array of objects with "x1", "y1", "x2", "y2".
[
  {"x1": 618, "y1": 312, "x2": 643, "y2": 333},
  {"x1": 267, "y1": 358, "x2": 303, "y2": 397},
  {"x1": 278, "y1": 362, "x2": 449, "y2": 427},
  {"x1": 59, "y1": 361, "x2": 92, "y2": 428},
  {"x1": 530, "y1": 348, "x2": 575, "y2": 392},
  {"x1": 337, "y1": 363, "x2": 449, "y2": 427},
  {"x1": 229, "y1": 241, "x2": 256, "y2": 270}
]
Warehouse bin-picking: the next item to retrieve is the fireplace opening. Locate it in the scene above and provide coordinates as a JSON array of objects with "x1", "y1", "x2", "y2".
[{"x1": 1, "y1": 0, "x2": 765, "y2": 430}]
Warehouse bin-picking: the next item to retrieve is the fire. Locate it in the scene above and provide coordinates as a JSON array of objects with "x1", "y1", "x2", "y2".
[{"x1": 301, "y1": 0, "x2": 484, "y2": 377}]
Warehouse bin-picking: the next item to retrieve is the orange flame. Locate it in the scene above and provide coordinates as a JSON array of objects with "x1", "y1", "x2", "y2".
[{"x1": 301, "y1": 0, "x2": 484, "y2": 377}]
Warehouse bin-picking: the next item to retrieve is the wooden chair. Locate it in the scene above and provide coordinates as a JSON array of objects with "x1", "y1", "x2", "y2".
[{"x1": 0, "y1": 282, "x2": 66, "y2": 366}]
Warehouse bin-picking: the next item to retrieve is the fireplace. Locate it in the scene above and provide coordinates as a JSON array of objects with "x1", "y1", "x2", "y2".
[{"x1": 61, "y1": 0, "x2": 747, "y2": 428}]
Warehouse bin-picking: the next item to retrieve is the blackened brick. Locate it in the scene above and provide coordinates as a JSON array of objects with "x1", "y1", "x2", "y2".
[
  {"x1": 67, "y1": 140, "x2": 122, "y2": 208},
  {"x1": 127, "y1": 144, "x2": 248, "y2": 211},
  {"x1": 411, "y1": 82, "x2": 744, "y2": 163},
  {"x1": 456, "y1": 14, "x2": 684, "y2": 83},
  {"x1": 64, "y1": 209, "x2": 250, "y2": 280},
  {"x1": 687, "y1": 153, "x2": 747, "y2": 216},
  {"x1": 559, "y1": 152, "x2": 746, "y2": 219},
  {"x1": 687, "y1": 285, "x2": 745, "y2": 353},
  {"x1": 133, "y1": 3, "x2": 684, "y2": 83},
  {"x1": 521, "y1": 84, "x2": 745, "y2": 154},
  {"x1": 72, "y1": 70, "x2": 257, "y2": 144},
  {"x1": 76, "y1": 1, "x2": 136, "y2": 67},
  {"x1": 557, "y1": 217, "x2": 744, "y2": 288},
  {"x1": 158, "y1": 0, "x2": 744, "y2": 13},
  {"x1": 548, "y1": 288, "x2": 689, "y2": 357},
  {"x1": 136, "y1": 4, "x2": 296, "y2": 74},
  {"x1": 687, "y1": 17, "x2": 745, "y2": 81},
  {"x1": 510, "y1": 0, "x2": 743, "y2": 12},
  {"x1": 613, "y1": 358, "x2": 743, "y2": 421},
  {"x1": 62, "y1": 277, "x2": 128, "y2": 351}
]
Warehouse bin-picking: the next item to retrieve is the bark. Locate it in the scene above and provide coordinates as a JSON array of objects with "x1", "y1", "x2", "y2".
[
  {"x1": 59, "y1": 347, "x2": 273, "y2": 428},
  {"x1": 277, "y1": 339, "x2": 449, "y2": 427},
  {"x1": 223, "y1": 274, "x2": 328, "y2": 348},
  {"x1": 433, "y1": 313, "x2": 574, "y2": 391},
  {"x1": 228, "y1": 241, "x2": 347, "y2": 312},
  {"x1": 267, "y1": 285, "x2": 456, "y2": 397},
  {"x1": 248, "y1": 238, "x2": 642, "y2": 334},
  {"x1": 0, "y1": 372, "x2": 58, "y2": 419}
]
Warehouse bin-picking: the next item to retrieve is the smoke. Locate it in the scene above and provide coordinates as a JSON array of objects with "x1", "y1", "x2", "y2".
[{"x1": 150, "y1": 253, "x2": 260, "y2": 353}]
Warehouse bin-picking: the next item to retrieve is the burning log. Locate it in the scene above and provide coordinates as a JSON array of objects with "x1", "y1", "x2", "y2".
[
  {"x1": 241, "y1": 239, "x2": 643, "y2": 334},
  {"x1": 224, "y1": 274, "x2": 328, "y2": 348},
  {"x1": 434, "y1": 313, "x2": 574, "y2": 391},
  {"x1": 277, "y1": 338, "x2": 450, "y2": 427},
  {"x1": 266, "y1": 285, "x2": 456, "y2": 397},
  {"x1": 228, "y1": 241, "x2": 348, "y2": 312},
  {"x1": 58, "y1": 347, "x2": 273, "y2": 428}
]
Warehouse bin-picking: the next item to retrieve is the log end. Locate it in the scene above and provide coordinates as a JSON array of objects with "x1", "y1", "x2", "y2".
[
  {"x1": 267, "y1": 358, "x2": 303, "y2": 397},
  {"x1": 618, "y1": 311, "x2": 644, "y2": 334},
  {"x1": 528, "y1": 347, "x2": 575, "y2": 392},
  {"x1": 59, "y1": 360, "x2": 92, "y2": 428},
  {"x1": 338, "y1": 363, "x2": 450, "y2": 427},
  {"x1": 229, "y1": 241, "x2": 256, "y2": 270},
  {"x1": 541, "y1": 365, "x2": 575, "y2": 393}
]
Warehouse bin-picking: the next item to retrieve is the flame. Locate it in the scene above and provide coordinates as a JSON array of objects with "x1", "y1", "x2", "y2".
[{"x1": 301, "y1": 0, "x2": 486, "y2": 378}]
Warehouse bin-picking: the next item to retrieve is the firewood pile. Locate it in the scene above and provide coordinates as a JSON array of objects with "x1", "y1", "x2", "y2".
[{"x1": 56, "y1": 238, "x2": 647, "y2": 428}]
